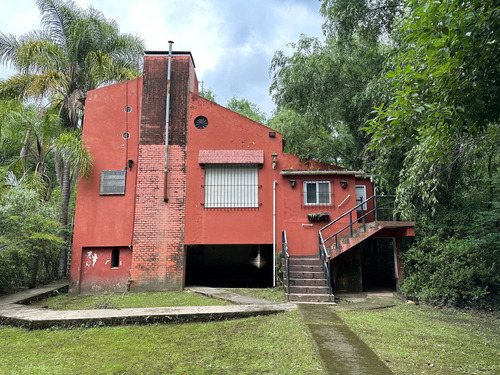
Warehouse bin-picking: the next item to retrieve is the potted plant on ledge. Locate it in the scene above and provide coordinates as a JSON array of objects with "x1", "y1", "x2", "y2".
[{"x1": 307, "y1": 213, "x2": 330, "y2": 222}]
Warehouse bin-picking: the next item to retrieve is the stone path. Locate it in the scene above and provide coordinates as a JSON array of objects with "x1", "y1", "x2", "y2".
[{"x1": 0, "y1": 282, "x2": 294, "y2": 329}]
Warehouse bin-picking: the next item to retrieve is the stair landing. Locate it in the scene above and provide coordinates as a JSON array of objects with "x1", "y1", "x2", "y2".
[{"x1": 328, "y1": 221, "x2": 415, "y2": 259}]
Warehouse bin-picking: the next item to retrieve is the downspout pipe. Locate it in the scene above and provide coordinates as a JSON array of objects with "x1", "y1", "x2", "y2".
[
  {"x1": 163, "y1": 40, "x2": 174, "y2": 202},
  {"x1": 273, "y1": 180, "x2": 277, "y2": 287}
]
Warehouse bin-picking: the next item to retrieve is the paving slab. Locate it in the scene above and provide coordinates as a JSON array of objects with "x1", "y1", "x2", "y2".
[
  {"x1": 0, "y1": 282, "x2": 295, "y2": 329},
  {"x1": 189, "y1": 286, "x2": 280, "y2": 305}
]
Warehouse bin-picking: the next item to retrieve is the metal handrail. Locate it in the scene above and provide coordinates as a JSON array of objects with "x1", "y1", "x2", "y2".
[
  {"x1": 282, "y1": 230, "x2": 290, "y2": 295},
  {"x1": 319, "y1": 195, "x2": 396, "y2": 252},
  {"x1": 318, "y1": 232, "x2": 333, "y2": 296}
]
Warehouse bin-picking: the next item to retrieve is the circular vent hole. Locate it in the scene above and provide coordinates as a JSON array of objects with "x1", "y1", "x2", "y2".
[
  {"x1": 194, "y1": 116, "x2": 208, "y2": 129},
  {"x1": 124, "y1": 106, "x2": 132, "y2": 113}
]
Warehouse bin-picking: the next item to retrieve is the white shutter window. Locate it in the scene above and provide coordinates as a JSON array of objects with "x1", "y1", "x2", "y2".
[{"x1": 204, "y1": 164, "x2": 258, "y2": 208}]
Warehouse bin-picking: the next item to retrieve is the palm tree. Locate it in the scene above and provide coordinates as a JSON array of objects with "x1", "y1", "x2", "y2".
[{"x1": 0, "y1": 0, "x2": 145, "y2": 276}]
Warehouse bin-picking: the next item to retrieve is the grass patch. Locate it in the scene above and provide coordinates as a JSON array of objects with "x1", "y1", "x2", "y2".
[
  {"x1": 224, "y1": 287, "x2": 286, "y2": 303},
  {"x1": 0, "y1": 310, "x2": 323, "y2": 374},
  {"x1": 338, "y1": 301, "x2": 499, "y2": 374},
  {"x1": 33, "y1": 290, "x2": 231, "y2": 310}
]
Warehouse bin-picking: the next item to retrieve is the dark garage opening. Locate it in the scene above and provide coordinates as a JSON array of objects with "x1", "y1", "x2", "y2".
[{"x1": 185, "y1": 244, "x2": 273, "y2": 287}]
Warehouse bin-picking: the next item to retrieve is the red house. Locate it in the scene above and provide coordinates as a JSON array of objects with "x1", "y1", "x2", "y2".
[{"x1": 70, "y1": 49, "x2": 414, "y2": 301}]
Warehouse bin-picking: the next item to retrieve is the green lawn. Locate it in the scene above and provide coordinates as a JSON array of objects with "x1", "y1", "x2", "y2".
[
  {"x1": 0, "y1": 310, "x2": 323, "y2": 375},
  {"x1": 6, "y1": 289, "x2": 499, "y2": 374},
  {"x1": 34, "y1": 290, "x2": 231, "y2": 310},
  {"x1": 338, "y1": 302, "x2": 500, "y2": 375}
]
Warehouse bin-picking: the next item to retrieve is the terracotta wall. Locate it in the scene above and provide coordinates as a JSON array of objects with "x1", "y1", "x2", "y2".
[{"x1": 70, "y1": 78, "x2": 141, "y2": 292}]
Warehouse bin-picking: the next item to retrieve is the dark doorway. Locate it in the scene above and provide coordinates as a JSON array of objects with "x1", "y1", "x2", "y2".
[
  {"x1": 185, "y1": 244, "x2": 273, "y2": 287},
  {"x1": 361, "y1": 239, "x2": 396, "y2": 290}
]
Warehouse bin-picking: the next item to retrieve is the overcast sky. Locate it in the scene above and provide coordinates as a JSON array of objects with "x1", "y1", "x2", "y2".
[{"x1": 0, "y1": 0, "x2": 325, "y2": 117}]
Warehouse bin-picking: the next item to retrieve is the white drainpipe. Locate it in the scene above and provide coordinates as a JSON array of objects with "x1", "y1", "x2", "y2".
[{"x1": 273, "y1": 180, "x2": 277, "y2": 287}]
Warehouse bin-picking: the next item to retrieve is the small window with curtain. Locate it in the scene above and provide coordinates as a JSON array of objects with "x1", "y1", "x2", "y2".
[
  {"x1": 304, "y1": 181, "x2": 331, "y2": 205},
  {"x1": 204, "y1": 164, "x2": 259, "y2": 208}
]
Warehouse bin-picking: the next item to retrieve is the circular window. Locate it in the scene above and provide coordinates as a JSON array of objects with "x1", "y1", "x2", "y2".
[
  {"x1": 124, "y1": 106, "x2": 132, "y2": 113},
  {"x1": 194, "y1": 116, "x2": 208, "y2": 129},
  {"x1": 122, "y1": 132, "x2": 130, "y2": 139}
]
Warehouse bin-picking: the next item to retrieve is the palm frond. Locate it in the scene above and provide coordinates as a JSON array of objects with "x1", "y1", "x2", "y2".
[
  {"x1": 35, "y1": 0, "x2": 80, "y2": 48},
  {"x1": 0, "y1": 32, "x2": 21, "y2": 67},
  {"x1": 0, "y1": 74, "x2": 37, "y2": 100},
  {"x1": 27, "y1": 70, "x2": 68, "y2": 98},
  {"x1": 14, "y1": 38, "x2": 66, "y2": 75},
  {"x1": 56, "y1": 130, "x2": 93, "y2": 178}
]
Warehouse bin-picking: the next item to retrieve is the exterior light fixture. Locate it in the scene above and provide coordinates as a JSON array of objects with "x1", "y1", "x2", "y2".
[
  {"x1": 128, "y1": 159, "x2": 134, "y2": 170},
  {"x1": 340, "y1": 179, "x2": 348, "y2": 189},
  {"x1": 271, "y1": 153, "x2": 278, "y2": 170},
  {"x1": 289, "y1": 179, "x2": 296, "y2": 188}
]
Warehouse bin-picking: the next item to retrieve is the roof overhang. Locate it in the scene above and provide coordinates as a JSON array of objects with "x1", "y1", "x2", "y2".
[
  {"x1": 199, "y1": 150, "x2": 264, "y2": 165},
  {"x1": 280, "y1": 170, "x2": 371, "y2": 179}
]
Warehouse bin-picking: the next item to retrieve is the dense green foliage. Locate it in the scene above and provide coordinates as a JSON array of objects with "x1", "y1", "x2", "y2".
[
  {"x1": 0, "y1": 185, "x2": 62, "y2": 290},
  {"x1": 271, "y1": 0, "x2": 499, "y2": 309},
  {"x1": 366, "y1": 0, "x2": 500, "y2": 308}
]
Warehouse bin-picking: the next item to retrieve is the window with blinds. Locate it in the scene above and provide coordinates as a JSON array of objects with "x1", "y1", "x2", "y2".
[
  {"x1": 204, "y1": 164, "x2": 259, "y2": 208},
  {"x1": 99, "y1": 170, "x2": 126, "y2": 195}
]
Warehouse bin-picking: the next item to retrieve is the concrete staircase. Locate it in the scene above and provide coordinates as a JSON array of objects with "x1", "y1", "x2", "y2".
[{"x1": 283, "y1": 256, "x2": 332, "y2": 302}]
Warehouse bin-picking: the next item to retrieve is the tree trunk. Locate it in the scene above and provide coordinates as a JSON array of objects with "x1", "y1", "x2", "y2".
[
  {"x1": 29, "y1": 253, "x2": 40, "y2": 289},
  {"x1": 58, "y1": 154, "x2": 71, "y2": 277}
]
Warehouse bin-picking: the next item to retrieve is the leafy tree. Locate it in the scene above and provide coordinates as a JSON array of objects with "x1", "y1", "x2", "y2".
[
  {"x1": 269, "y1": 1, "x2": 402, "y2": 168},
  {"x1": 226, "y1": 96, "x2": 267, "y2": 124},
  {"x1": 199, "y1": 86, "x2": 217, "y2": 103},
  {"x1": 0, "y1": 101, "x2": 62, "y2": 200},
  {"x1": 0, "y1": 0, "x2": 145, "y2": 276},
  {"x1": 366, "y1": 0, "x2": 500, "y2": 212}
]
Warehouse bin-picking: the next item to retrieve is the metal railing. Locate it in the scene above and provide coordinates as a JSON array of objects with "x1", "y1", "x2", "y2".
[
  {"x1": 319, "y1": 195, "x2": 397, "y2": 253},
  {"x1": 282, "y1": 230, "x2": 290, "y2": 295},
  {"x1": 318, "y1": 233, "x2": 333, "y2": 296}
]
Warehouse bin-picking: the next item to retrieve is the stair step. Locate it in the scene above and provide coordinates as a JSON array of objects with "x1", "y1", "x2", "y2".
[
  {"x1": 283, "y1": 257, "x2": 322, "y2": 266},
  {"x1": 287, "y1": 271, "x2": 326, "y2": 279},
  {"x1": 289, "y1": 286, "x2": 330, "y2": 294},
  {"x1": 288, "y1": 278, "x2": 328, "y2": 286},
  {"x1": 289, "y1": 264, "x2": 324, "y2": 272},
  {"x1": 286, "y1": 293, "x2": 333, "y2": 303}
]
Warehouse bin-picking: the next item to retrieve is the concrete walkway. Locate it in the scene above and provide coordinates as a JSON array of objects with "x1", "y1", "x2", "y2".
[
  {"x1": 300, "y1": 303, "x2": 394, "y2": 375},
  {"x1": 0, "y1": 282, "x2": 295, "y2": 329}
]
